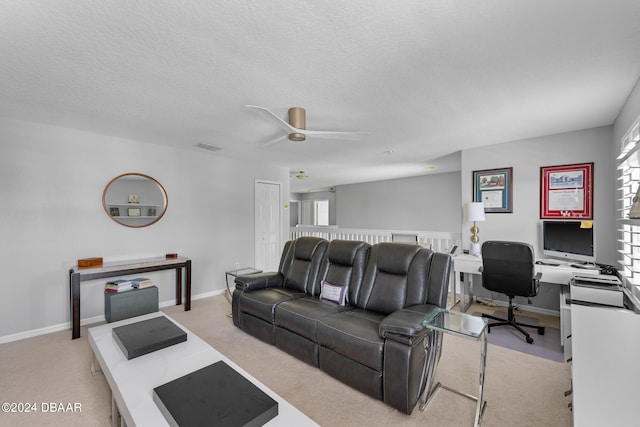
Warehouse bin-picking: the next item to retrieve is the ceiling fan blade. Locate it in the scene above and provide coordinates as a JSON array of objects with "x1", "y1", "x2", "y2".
[
  {"x1": 263, "y1": 134, "x2": 287, "y2": 146},
  {"x1": 246, "y1": 105, "x2": 298, "y2": 133},
  {"x1": 303, "y1": 130, "x2": 370, "y2": 141},
  {"x1": 303, "y1": 129, "x2": 370, "y2": 137}
]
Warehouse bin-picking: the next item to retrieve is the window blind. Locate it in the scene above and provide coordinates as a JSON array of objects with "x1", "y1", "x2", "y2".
[{"x1": 617, "y1": 117, "x2": 640, "y2": 293}]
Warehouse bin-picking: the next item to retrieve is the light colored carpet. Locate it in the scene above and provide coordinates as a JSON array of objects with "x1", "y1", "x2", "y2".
[{"x1": 0, "y1": 295, "x2": 573, "y2": 426}]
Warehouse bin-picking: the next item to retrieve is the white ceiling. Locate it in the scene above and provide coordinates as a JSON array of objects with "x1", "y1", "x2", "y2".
[{"x1": 1, "y1": 1, "x2": 639, "y2": 192}]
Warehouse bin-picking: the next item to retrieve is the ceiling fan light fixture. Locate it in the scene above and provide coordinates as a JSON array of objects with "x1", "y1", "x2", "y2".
[
  {"x1": 288, "y1": 107, "x2": 306, "y2": 141},
  {"x1": 288, "y1": 132, "x2": 306, "y2": 141}
]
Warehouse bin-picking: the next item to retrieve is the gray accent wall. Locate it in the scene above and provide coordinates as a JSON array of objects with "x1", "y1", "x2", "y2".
[{"x1": 335, "y1": 171, "x2": 462, "y2": 232}]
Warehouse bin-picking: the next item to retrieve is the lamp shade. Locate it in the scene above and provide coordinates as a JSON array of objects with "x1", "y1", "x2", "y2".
[{"x1": 467, "y1": 202, "x2": 486, "y2": 222}]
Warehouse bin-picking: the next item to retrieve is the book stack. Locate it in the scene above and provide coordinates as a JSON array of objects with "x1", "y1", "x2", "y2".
[
  {"x1": 131, "y1": 277, "x2": 153, "y2": 289},
  {"x1": 105, "y1": 279, "x2": 134, "y2": 293}
]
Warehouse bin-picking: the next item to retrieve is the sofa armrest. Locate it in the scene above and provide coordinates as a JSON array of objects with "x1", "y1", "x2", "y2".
[
  {"x1": 234, "y1": 272, "x2": 283, "y2": 292},
  {"x1": 379, "y1": 304, "x2": 441, "y2": 343}
]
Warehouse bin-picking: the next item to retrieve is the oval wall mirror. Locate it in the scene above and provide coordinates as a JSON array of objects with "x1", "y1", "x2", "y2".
[{"x1": 102, "y1": 173, "x2": 168, "y2": 228}]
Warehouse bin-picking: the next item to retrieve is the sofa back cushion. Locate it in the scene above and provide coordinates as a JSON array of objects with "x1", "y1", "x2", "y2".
[
  {"x1": 356, "y1": 243, "x2": 438, "y2": 314},
  {"x1": 311, "y1": 240, "x2": 371, "y2": 302},
  {"x1": 280, "y1": 237, "x2": 328, "y2": 293}
]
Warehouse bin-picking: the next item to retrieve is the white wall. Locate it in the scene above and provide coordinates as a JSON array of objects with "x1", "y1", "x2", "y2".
[
  {"x1": 614, "y1": 77, "x2": 640, "y2": 156},
  {"x1": 0, "y1": 118, "x2": 289, "y2": 340},
  {"x1": 461, "y1": 126, "x2": 615, "y2": 265},
  {"x1": 335, "y1": 171, "x2": 462, "y2": 232}
]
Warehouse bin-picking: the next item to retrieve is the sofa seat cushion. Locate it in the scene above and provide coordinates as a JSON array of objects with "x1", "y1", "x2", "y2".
[
  {"x1": 275, "y1": 296, "x2": 353, "y2": 341},
  {"x1": 238, "y1": 288, "x2": 306, "y2": 323},
  {"x1": 316, "y1": 309, "x2": 385, "y2": 372}
]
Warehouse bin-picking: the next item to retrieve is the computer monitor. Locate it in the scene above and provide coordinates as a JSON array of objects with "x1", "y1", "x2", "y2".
[{"x1": 542, "y1": 220, "x2": 595, "y2": 264}]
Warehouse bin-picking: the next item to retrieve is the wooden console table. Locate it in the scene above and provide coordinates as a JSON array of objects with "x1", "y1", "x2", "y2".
[{"x1": 69, "y1": 256, "x2": 191, "y2": 339}]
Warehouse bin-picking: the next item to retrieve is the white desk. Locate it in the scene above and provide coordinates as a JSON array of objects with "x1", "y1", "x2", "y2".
[
  {"x1": 451, "y1": 254, "x2": 600, "y2": 361},
  {"x1": 452, "y1": 254, "x2": 594, "y2": 310}
]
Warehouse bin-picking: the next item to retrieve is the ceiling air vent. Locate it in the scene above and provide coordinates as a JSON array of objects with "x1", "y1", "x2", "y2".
[{"x1": 195, "y1": 143, "x2": 221, "y2": 152}]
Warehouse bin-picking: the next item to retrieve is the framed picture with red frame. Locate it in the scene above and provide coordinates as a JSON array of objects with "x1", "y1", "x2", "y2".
[{"x1": 540, "y1": 162, "x2": 593, "y2": 219}]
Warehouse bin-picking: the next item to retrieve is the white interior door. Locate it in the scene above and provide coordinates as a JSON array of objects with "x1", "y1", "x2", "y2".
[{"x1": 255, "y1": 180, "x2": 281, "y2": 271}]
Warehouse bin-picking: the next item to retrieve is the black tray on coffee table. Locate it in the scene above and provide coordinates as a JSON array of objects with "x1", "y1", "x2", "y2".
[{"x1": 153, "y1": 360, "x2": 278, "y2": 427}]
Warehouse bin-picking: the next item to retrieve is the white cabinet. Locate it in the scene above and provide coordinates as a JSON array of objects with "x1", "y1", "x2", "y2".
[
  {"x1": 559, "y1": 285, "x2": 572, "y2": 362},
  {"x1": 571, "y1": 303, "x2": 640, "y2": 426}
]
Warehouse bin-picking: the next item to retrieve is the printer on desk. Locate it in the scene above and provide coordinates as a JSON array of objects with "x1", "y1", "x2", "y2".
[{"x1": 570, "y1": 273, "x2": 624, "y2": 308}]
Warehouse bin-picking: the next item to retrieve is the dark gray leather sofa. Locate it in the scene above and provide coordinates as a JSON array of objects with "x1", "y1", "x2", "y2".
[{"x1": 232, "y1": 237, "x2": 451, "y2": 414}]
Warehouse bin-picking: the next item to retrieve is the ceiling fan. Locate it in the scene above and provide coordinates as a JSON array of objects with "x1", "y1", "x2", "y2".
[{"x1": 246, "y1": 105, "x2": 369, "y2": 143}]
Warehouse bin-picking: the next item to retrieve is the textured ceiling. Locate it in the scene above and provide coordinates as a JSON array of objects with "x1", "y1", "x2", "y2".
[{"x1": 1, "y1": 1, "x2": 640, "y2": 192}]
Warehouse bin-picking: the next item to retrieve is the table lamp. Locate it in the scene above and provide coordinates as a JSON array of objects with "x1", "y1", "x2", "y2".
[{"x1": 467, "y1": 202, "x2": 485, "y2": 256}]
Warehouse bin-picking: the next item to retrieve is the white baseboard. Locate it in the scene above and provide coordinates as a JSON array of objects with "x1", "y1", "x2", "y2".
[{"x1": 0, "y1": 289, "x2": 225, "y2": 345}]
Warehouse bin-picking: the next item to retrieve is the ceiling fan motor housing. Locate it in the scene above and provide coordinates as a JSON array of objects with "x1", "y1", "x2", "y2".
[{"x1": 288, "y1": 107, "x2": 306, "y2": 141}]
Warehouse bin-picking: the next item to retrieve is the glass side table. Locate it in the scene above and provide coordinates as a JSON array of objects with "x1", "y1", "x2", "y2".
[
  {"x1": 224, "y1": 267, "x2": 262, "y2": 304},
  {"x1": 420, "y1": 309, "x2": 488, "y2": 427}
]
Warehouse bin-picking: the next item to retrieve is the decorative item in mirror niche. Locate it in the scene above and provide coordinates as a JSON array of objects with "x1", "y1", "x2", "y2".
[{"x1": 102, "y1": 173, "x2": 168, "y2": 228}]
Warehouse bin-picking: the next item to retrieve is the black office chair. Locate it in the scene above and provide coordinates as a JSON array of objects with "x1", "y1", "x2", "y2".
[{"x1": 480, "y1": 241, "x2": 545, "y2": 344}]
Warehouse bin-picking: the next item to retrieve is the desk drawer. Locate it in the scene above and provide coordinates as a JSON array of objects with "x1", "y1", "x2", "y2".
[
  {"x1": 538, "y1": 266, "x2": 574, "y2": 285},
  {"x1": 453, "y1": 257, "x2": 482, "y2": 274}
]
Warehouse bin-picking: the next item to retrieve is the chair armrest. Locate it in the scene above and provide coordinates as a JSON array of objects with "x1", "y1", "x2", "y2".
[
  {"x1": 532, "y1": 271, "x2": 542, "y2": 293},
  {"x1": 234, "y1": 272, "x2": 283, "y2": 292},
  {"x1": 379, "y1": 304, "x2": 441, "y2": 342}
]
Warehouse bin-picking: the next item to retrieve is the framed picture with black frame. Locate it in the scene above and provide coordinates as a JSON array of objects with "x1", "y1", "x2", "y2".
[{"x1": 472, "y1": 167, "x2": 513, "y2": 213}]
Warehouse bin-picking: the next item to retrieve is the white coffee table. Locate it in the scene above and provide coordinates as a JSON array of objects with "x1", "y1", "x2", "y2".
[{"x1": 89, "y1": 312, "x2": 318, "y2": 427}]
